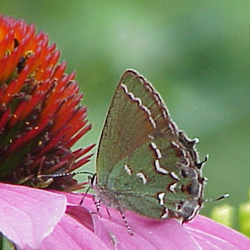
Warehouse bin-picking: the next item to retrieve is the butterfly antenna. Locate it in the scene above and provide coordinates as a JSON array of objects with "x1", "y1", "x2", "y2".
[{"x1": 40, "y1": 171, "x2": 94, "y2": 178}]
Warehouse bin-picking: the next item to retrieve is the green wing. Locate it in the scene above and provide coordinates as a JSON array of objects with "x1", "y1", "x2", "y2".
[
  {"x1": 96, "y1": 70, "x2": 205, "y2": 221},
  {"x1": 97, "y1": 70, "x2": 176, "y2": 184}
]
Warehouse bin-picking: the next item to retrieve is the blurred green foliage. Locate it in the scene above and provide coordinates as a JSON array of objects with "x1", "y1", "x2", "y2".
[{"x1": 1, "y1": 1, "x2": 250, "y2": 228}]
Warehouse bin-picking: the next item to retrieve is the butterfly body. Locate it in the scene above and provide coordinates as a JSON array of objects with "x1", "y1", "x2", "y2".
[{"x1": 93, "y1": 70, "x2": 205, "y2": 222}]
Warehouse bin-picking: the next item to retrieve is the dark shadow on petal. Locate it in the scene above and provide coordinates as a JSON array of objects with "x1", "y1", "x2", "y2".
[{"x1": 66, "y1": 205, "x2": 94, "y2": 232}]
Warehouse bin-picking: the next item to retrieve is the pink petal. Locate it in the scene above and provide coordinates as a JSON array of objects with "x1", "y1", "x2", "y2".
[
  {"x1": 40, "y1": 206, "x2": 109, "y2": 250},
  {"x1": 92, "y1": 212, "x2": 201, "y2": 250},
  {"x1": 63, "y1": 193, "x2": 201, "y2": 249},
  {"x1": 185, "y1": 215, "x2": 250, "y2": 250},
  {"x1": 0, "y1": 183, "x2": 66, "y2": 249},
  {"x1": 63, "y1": 193, "x2": 250, "y2": 250}
]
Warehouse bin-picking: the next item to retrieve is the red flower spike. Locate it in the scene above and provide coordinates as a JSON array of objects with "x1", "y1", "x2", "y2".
[{"x1": 0, "y1": 15, "x2": 94, "y2": 191}]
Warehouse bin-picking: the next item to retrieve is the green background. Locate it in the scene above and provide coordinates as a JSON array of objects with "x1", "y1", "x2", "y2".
[{"x1": 1, "y1": 1, "x2": 250, "y2": 228}]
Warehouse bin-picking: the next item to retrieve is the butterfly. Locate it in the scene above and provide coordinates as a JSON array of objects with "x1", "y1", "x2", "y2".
[{"x1": 91, "y1": 69, "x2": 206, "y2": 230}]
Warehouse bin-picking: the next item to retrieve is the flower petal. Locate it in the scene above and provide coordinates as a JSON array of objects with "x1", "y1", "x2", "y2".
[
  {"x1": 0, "y1": 183, "x2": 66, "y2": 249},
  {"x1": 91, "y1": 211, "x2": 202, "y2": 250},
  {"x1": 63, "y1": 193, "x2": 201, "y2": 249},
  {"x1": 185, "y1": 215, "x2": 250, "y2": 250},
  {"x1": 63, "y1": 193, "x2": 250, "y2": 250},
  {"x1": 40, "y1": 207, "x2": 109, "y2": 250}
]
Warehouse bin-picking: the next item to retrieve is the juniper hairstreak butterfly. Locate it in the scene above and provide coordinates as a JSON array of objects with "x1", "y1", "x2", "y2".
[{"x1": 92, "y1": 69, "x2": 207, "y2": 230}]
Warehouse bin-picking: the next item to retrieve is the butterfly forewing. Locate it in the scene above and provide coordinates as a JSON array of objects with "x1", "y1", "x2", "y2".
[
  {"x1": 97, "y1": 71, "x2": 176, "y2": 183},
  {"x1": 95, "y1": 69, "x2": 205, "y2": 222}
]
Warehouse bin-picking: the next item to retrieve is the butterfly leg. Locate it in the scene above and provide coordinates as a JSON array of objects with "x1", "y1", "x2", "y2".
[
  {"x1": 91, "y1": 195, "x2": 113, "y2": 219},
  {"x1": 79, "y1": 186, "x2": 91, "y2": 205},
  {"x1": 118, "y1": 208, "x2": 133, "y2": 235},
  {"x1": 105, "y1": 205, "x2": 112, "y2": 219},
  {"x1": 91, "y1": 195, "x2": 102, "y2": 217}
]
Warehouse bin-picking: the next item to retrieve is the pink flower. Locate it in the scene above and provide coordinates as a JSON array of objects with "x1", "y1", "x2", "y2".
[{"x1": 1, "y1": 183, "x2": 250, "y2": 249}]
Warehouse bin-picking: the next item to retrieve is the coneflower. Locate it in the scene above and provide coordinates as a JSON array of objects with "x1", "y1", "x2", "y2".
[{"x1": 0, "y1": 15, "x2": 94, "y2": 192}]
